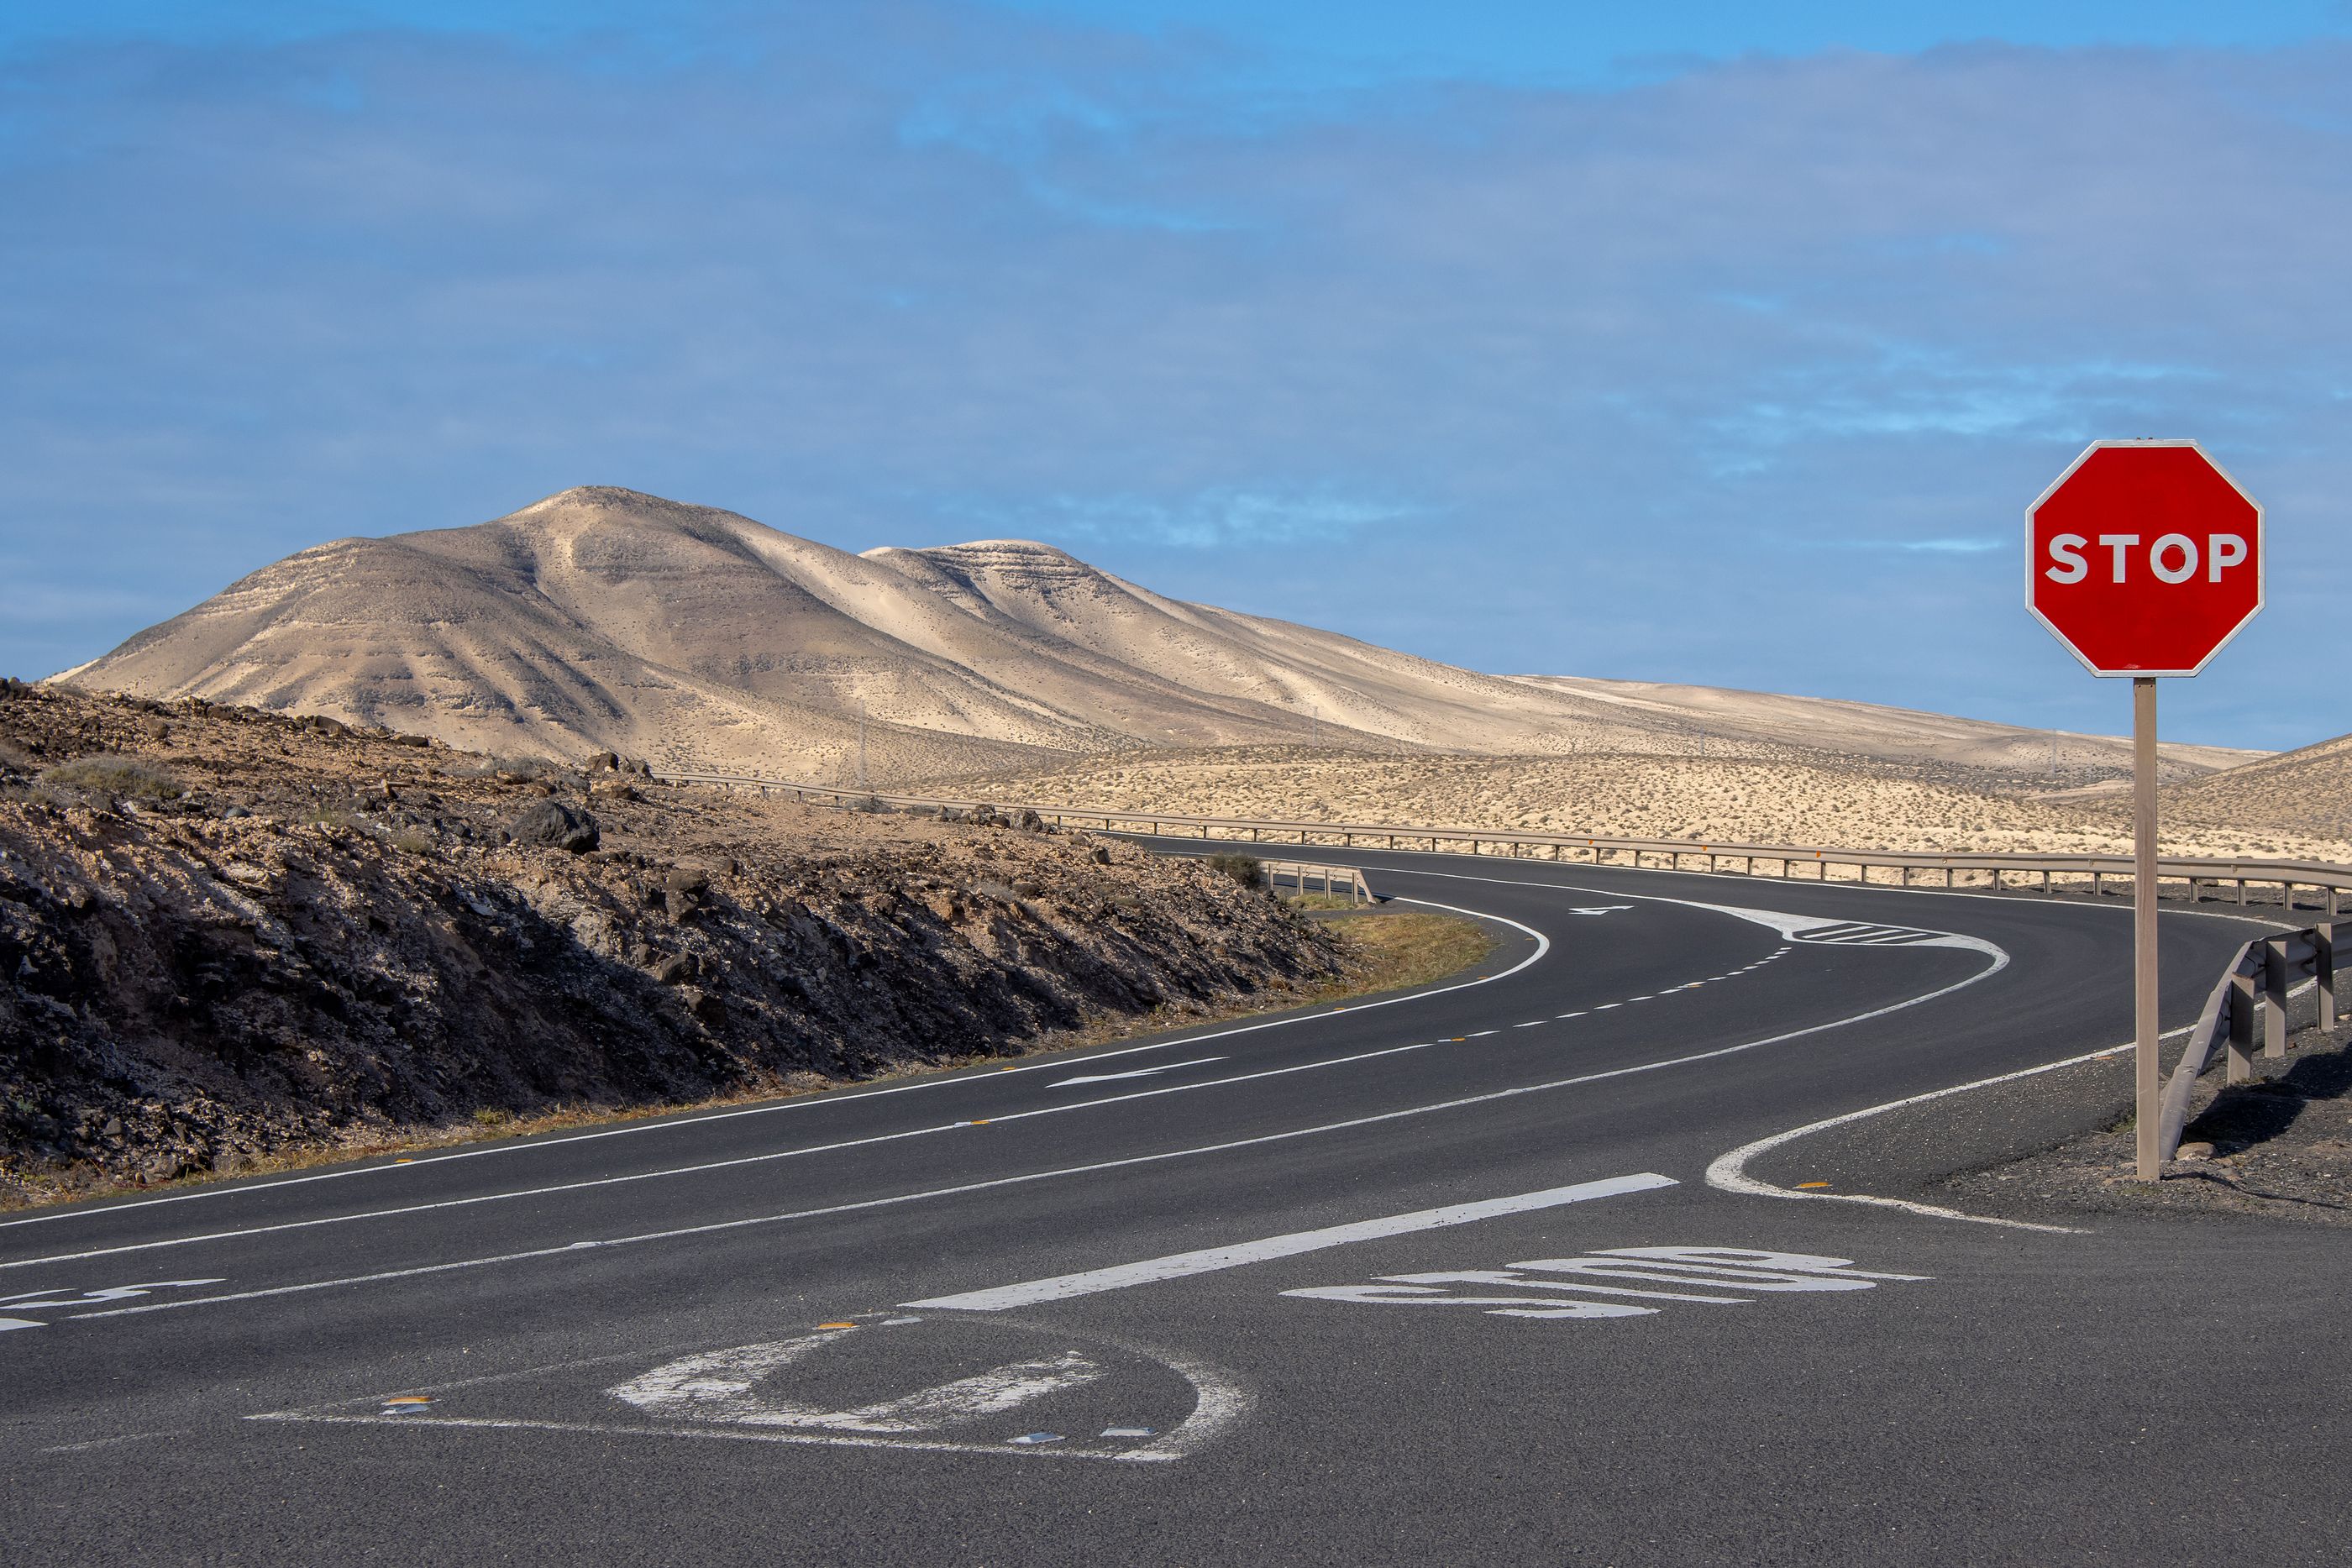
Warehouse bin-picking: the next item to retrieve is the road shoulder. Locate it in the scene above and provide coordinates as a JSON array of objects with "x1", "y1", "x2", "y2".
[{"x1": 1743, "y1": 1025, "x2": 2352, "y2": 1229}]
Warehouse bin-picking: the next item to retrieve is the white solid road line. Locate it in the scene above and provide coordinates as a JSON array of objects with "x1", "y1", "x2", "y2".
[
  {"x1": 4, "y1": 1035, "x2": 1469, "y2": 1273},
  {"x1": 5, "y1": 895, "x2": 1547, "y2": 1234},
  {"x1": 61, "y1": 948, "x2": 2014, "y2": 1317},
  {"x1": 1704, "y1": 1028, "x2": 2194, "y2": 1235},
  {"x1": 0, "y1": 891, "x2": 1549, "y2": 1235},
  {"x1": 246, "y1": 1410, "x2": 1185, "y2": 1464},
  {"x1": 900, "y1": 1173, "x2": 1678, "y2": 1312}
]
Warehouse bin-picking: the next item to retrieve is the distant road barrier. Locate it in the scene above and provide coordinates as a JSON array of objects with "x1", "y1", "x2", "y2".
[
  {"x1": 1257, "y1": 858, "x2": 1377, "y2": 907},
  {"x1": 658, "y1": 770, "x2": 2352, "y2": 916}
]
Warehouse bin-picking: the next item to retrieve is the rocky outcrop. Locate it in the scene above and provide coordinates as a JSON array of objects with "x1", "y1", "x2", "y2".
[{"x1": 0, "y1": 684, "x2": 1336, "y2": 1202}]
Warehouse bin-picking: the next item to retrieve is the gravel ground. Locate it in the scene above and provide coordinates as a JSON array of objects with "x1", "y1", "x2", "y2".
[{"x1": 1936, "y1": 1020, "x2": 2352, "y2": 1226}]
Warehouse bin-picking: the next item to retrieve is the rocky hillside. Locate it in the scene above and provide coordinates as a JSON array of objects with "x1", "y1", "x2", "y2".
[{"x1": 0, "y1": 683, "x2": 1339, "y2": 1204}]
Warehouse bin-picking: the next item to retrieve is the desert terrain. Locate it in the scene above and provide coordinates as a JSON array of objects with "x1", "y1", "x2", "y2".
[
  {"x1": 51, "y1": 483, "x2": 2352, "y2": 864},
  {"x1": 938, "y1": 743, "x2": 2352, "y2": 865}
]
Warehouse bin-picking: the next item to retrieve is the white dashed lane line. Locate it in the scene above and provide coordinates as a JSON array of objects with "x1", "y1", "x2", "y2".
[{"x1": 1452, "y1": 939, "x2": 1800, "y2": 1045}]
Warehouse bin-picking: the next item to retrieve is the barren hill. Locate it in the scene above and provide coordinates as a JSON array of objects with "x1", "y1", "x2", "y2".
[
  {"x1": 2160, "y1": 732, "x2": 2352, "y2": 843},
  {"x1": 56, "y1": 485, "x2": 2255, "y2": 789},
  {"x1": 1511, "y1": 674, "x2": 2255, "y2": 778}
]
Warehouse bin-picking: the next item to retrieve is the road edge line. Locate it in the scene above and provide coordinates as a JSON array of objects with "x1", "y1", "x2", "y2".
[{"x1": 1701, "y1": 1033, "x2": 2200, "y2": 1234}]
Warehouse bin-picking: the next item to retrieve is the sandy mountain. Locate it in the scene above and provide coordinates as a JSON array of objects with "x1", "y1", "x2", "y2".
[{"x1": 57, "y1": 485, "x2": 2259, "y2": 789}]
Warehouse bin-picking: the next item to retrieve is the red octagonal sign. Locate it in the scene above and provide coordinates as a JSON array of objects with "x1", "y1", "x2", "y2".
[{"x1": 2027, "y1": 439, "x2": 2263, "y2": 677}]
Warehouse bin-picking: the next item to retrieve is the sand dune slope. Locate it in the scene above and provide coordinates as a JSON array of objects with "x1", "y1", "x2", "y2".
[
  {"x1": 2160, "y1": 732, "x2": 2352, "y2": 843},
  {"x1": 1514, "y1": 674, "x2": 2256, "y2": 776}
]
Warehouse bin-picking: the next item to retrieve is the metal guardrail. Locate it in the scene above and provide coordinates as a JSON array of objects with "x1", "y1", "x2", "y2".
[
  {"x1": 660, "y1": 771, "x2": 2352, "y2": 915},
  {"x1": 2155, "y1": 923, "x2": 2340, "y2": 1161},
  {"x1": 1259, "y1": 859, "x2": 1377, "y2": 907}
]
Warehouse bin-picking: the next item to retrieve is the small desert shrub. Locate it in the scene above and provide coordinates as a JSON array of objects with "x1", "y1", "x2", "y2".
[
  {"x1": 386, "y1": 827, "x2": 435, "y2": 854},
  {"x1": 39, "y1": 754, "x2": 183, "y2": 801},
  {"x1": 471, "y1": 1108, "x2": 511, "y2": 1127},
  {"x1": 1206, "y1": 852, "x2": 1267, "y2": 890}
]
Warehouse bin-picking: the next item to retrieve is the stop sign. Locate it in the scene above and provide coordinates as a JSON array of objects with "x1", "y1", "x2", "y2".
[{"x1": 2026, "y1": 439, "x2": 2263, "y2": 676}]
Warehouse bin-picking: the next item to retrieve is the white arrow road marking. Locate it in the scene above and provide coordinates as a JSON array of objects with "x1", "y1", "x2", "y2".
[
  {"x1": 1569, "y1": 906, "x2": 1633, "y2": 915},
  {"x1": 0, "y1": 1318, "x2": 44, "y2": 1332},
  {"x1": 1050, "y1": 1057, "x2": 1225, "y2": 1088},
  {"x1": 610, "y1": 1333, "x2": 1103, "y2": 1433},
  {"x1": 0, "y1": 1279, "x2": 224, "y2": 1312},
  {"x1": 903, "y1": 1172, "x2": 1675, "y2": 1312}
]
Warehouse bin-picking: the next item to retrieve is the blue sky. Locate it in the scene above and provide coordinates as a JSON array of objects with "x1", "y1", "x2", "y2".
[{"x1": 4, "y1": 3, "x2": 2349, "y2": 747}]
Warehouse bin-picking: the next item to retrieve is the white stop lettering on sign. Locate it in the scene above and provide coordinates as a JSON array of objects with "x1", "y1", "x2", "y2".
[{"x1": 2040, "y1": 532, "x2": 2249, "y2": 586}]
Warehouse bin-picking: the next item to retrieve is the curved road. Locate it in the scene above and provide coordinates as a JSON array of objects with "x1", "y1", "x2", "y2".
[{"x1": 4, "y1": 846, "x2": 2345, "y2": 1565}]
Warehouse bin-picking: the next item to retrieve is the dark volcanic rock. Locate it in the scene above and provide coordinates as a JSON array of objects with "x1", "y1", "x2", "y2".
[
  {"x1": 0, "y1": 685, "x2": 1340, "y2": 1204},
  {"x1": 507, "y1": 800, "x2": 600, "y2": 853}
]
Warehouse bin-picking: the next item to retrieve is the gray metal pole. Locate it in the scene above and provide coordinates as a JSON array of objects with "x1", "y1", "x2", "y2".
[
  {"x1": 2318, "y1": 922, "x2": 2336, "y2": 1031},
  {"x1": 2134, "y1": 677, "x2": 2160, "y2": 1182},
  {"x1": 2263, "y1": 937, "x2": 2289, "y2": 1059}
]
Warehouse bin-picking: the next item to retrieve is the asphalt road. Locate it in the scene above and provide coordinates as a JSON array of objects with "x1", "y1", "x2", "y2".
[{"x1": 5, "y1": 844, "x2": 2345, "y2": 1565}]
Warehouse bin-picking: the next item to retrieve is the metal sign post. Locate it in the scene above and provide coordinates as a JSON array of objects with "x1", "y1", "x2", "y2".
[
  {"x1": 2132, "y1": 676, "x2": 2159, "y2": 1178},
  {"x1": 2026, "y1": 439, "x2": 2264, "y2": 1181}
]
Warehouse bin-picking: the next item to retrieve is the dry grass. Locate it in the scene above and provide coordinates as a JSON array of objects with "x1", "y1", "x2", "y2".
[
  {"x1": 1318, "y1": 909, "x2": 1499, "y2": 994},
  {"x1": 37, "y1": 754, "x2": 182, "y2": 801}
]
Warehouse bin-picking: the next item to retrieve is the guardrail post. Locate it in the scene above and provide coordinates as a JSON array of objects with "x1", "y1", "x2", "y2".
[
  {"x1": 2228, "y1": 960, "x2": 2256, "y2": 1081},
  {"x1": 2264, "y1": 938, "x2": 2290, "y2": 1059},
  {"x1": 2318, "y1": 923, "x2": 2337, "y2": 1031},
  {"x1": 2238, "y1": 878, "x2": 2248, "y2": 907}
]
